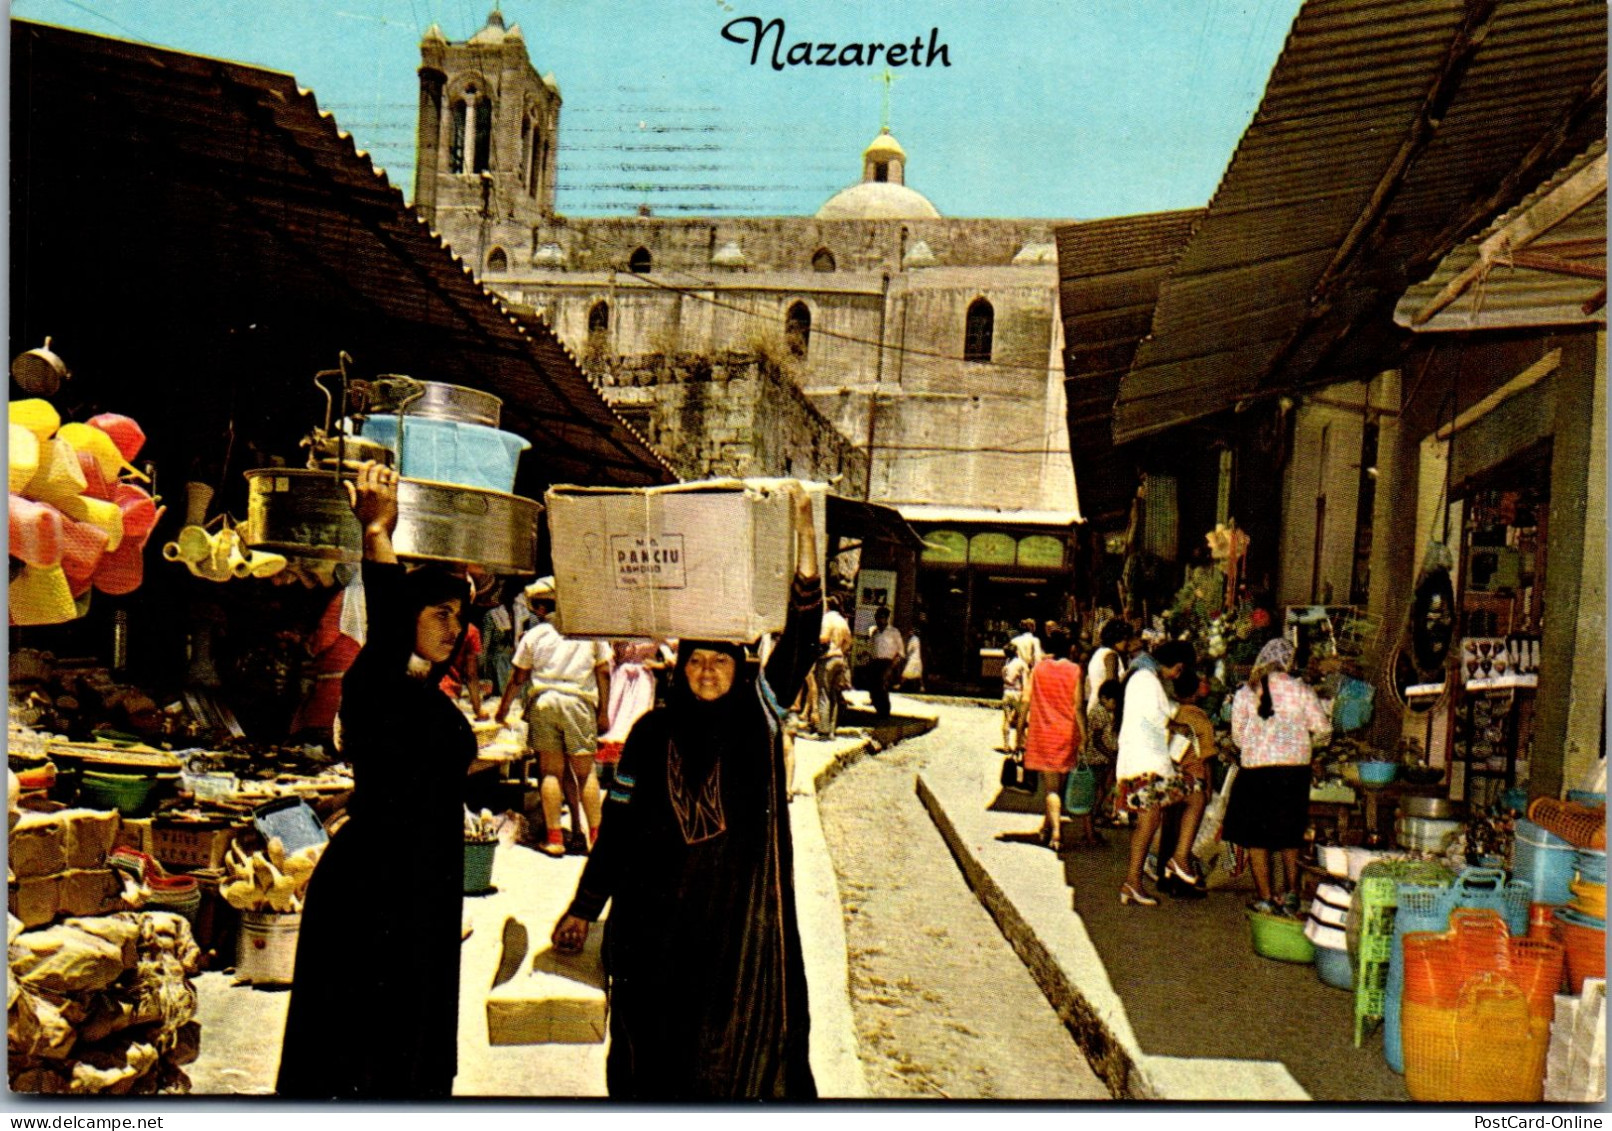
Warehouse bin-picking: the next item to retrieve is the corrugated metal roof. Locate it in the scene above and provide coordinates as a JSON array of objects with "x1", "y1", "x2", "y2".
[
  {"x1": 1396, "y1": 141, "x2": 1605, "y2": 330},
  {"x1": 1114, "y1": 0, "x2": 1607, "y2": 443},
  {"x1": 1055, "y1": 210, "x2": 1202, "y2": 520},
  {"x1": 10, "y1": 20, "x2": 674, "y2": 487}
]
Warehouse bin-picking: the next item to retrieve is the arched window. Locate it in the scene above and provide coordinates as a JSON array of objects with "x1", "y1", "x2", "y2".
[
  {"x1": 588, "y1": 301, "x2": 610, "y2": 334},
  {"x1": 486, "y1": 247, "x2": 508, "y2": 273},
  {"x1": 964, "y1": 298, "x2": 994, "y2": 363},
  {"x1": 873, "y1": 161, "x2": 889, "y2": 183},
  {"x1": 472, "y1": 97, "x2": 492, "y2": 173},
  {"x1": 448, "y1": 98, "x2": 467, "y2": 173},
  {"x1": 785, "y1": 302, "x2": 811, "y2": 358},
  {"x1": 811, "y1": 248, "x2": 836, "y2": 273},
  {"x1": 628, "y1": 247, "x2": 653, "y2": 274}
]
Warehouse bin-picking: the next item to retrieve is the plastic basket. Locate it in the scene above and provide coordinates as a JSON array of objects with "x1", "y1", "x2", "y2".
[
  {"x1": 361, "y1": 415, "x2": 529, "y2": 494},
  {"x1": 78, "y1": 770, "x2": 157, "y2": 817},
  {"x1": 1401, "y1": 999, "x2": 1460, "y2": 1101},
  {"x1": 1454, "y1": 976, "x2": 1545, "y2": 1103},
  {"x1": 1449, "y1": 907, "x2": 1512, "y2": 980},
  {"x1": 1552, "y1": 907, "x2": 1607, "y2": 994},
  {"x1": 1512, "y1": 818, "x2": 1577, "y2": 906},
  {"x1": 1353, "y1": 862, "x2": 1454, "y2": 1047},
  {"x1": 1247, "y1": 908, "x2": 1316, "y2": 963},
  {"x1": 1436, "y1": 868, "x2": 1531, "y2": 937},
  {"x1": 1507, "y1": 937, "x2": 1565, "y2": 1018},
  {"x1": 463, "y1": 839, "x2": 497, "y2": 895},
  {"x1": 1402, "y1": 932, "x2": 1459, "y2": 1008},
  {"x1": 1527, "y1": 798, "x2": 1606, "y2": 850},
  {"x1": 1063, "y1": 766, "x2": 1096, "y2": 816}
]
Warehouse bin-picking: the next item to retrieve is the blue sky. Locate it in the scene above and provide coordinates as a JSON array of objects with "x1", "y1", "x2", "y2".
[{"x1": 11, "y1": 0, "x2": 1304, "y2": 219}]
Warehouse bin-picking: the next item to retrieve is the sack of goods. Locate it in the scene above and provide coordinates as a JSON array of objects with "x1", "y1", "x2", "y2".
[{"x1": 546, "y1": 479, "x2": 826, "y2": 643}]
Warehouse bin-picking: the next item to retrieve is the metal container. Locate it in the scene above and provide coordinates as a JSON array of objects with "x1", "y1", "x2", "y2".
[
  {"x1": 1400, "y1": 795, "x2": 1462, "y2": 820},
  {"x1": 243, "y1": 468, "x2": 540, "y2": 574},
  {"x1": 1395, "y1": 815, "x2": 1462, "y2": 852},
  {"x1": 369, "y1": 379, "x2": 502, "y2": 428}
]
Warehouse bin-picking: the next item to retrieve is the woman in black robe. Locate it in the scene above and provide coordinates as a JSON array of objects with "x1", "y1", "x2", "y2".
[
  {"x1": 552, "y1": 483, "x2": 822, "y2": 1101},
  {"x1": 277, "y1": 461, "x2": 476, "y2": 1099}
]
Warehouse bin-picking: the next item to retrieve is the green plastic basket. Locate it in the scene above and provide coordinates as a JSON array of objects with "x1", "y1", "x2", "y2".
[{"x1": 1248, "y1": 908, "x2": 1316, "y2": 963}]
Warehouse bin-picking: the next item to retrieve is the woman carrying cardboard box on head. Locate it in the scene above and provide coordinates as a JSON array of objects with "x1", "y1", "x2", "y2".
[{"x1": 551, "y1": 482, "x2": 822, "y2": 1100}]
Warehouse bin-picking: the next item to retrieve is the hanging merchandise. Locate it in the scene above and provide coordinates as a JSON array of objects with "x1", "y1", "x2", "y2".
[{"x1": 8, "y1": 396, "x2": 163, "y2": 625}]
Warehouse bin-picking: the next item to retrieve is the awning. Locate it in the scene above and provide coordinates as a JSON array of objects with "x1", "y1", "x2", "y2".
[
  {"x1": 10, "y1": 20, "x2": 674, "y2": 488},
  {"x1": 1396, "y1": 142, "x2": 1606, "y2": 332},
  {"x1": 824, "y1": 495, "x2": 926, "y2": 553},
  {"x1": 1055, "y1": 209, "x2": 1202, "y2": 521},
  {"x1": 1112, "y1": 0, "x2": 1607, "y2": 443},
  {"x1": 895, "y1": 505, "x2": 1080, "y2": 529}
]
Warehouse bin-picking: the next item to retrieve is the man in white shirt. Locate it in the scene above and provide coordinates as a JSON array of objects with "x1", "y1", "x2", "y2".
[
  {"x1": 815, "y1": 595, "x2": 854, "y2": 738},
  {"x1": 1010, "y1": 618, "x2": 1044, "y2": 671},
  {"x1": 495, "y1": 577, "x2": 611, "y2": 857},
  {"x1": 866, "y1": 606, "x2": 905, "y2": 718}
]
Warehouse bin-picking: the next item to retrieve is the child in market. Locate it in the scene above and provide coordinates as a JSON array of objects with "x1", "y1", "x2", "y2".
[{"x1": 1085, "y1": 679, "x2": 1122, "y2": 825}]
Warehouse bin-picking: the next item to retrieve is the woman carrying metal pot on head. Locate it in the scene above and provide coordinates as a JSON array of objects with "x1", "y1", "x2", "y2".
[
  {"x1": 277, "y1": 461, "x2": 476, "y2": 1100},
  {"x1": 550, "y1": 482, "x2": 822, "y2": 1100}
]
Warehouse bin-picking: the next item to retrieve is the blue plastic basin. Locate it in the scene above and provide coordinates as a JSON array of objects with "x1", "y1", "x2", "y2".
[{"x1": 361, "y1": 415, "x2": 529, "y2": 493}]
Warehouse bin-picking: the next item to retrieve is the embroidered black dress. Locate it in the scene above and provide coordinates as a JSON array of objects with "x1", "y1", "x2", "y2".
[
  {"x1": 565, "y1": 575, "x2": 822, "y2": 1100},
  {"x1": 276, "y1": 561, "x2": 475, "y2": 1099}
]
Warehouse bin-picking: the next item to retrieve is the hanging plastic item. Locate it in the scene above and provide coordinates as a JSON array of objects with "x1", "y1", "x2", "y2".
[
  {"x1": 59, "y1": 517, "x2": 110, "y2": 596},
  {"x1": 92, "y1": 531, "x2": 147, "y2": 596},
  {"x1": 86, "y1": 413, "x2": 145, "y2": 463},
  {"x1": 8, "y1": 399, "x2": 60, "y2": 444},
  {"x1": 9, "y1": 424, "x2": 40, "y2": 493},
  {"x1": 55, "y1": 494, "x2": 124, "y2": 552},
  {"x1": 25, "y1": 437, "x2": 88, "y2": 506},
  {"x1": 56, "y1": 422, "x2": 146, "y2": 482},
  {"x1": 10, "y1": 563, "x2": 77, "y2": 625},
  {"x1": 73, "y1": 448, "x2": 115, "y2": 501},
  {"x1": 111, "y1": 483, "x2": 161, "y2": 542}
]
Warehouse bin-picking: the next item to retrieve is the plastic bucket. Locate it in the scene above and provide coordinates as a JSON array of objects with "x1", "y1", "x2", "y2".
[
  {"x1": 1314, "y1": 944, "x2": 1353, "y2": 990},
  {"x1": 1247, "y1": 908, "x2": 1315, "y2": 963},
  {"x1": 237, "y1": 911, "x2": 301, "y2": 986},
  {"x1": 1552, "y1": 907, "x2": 1607, "y2": 994},
  {"x1": 1511, "y1": 820, "x2": 1576, "y2": 906},
  {"x1": 1575, "y1": 848, "x2": 1607, "y2": 884},
  {"x1": 464, "y1": 840, "x2": 497, "y2": 894}
]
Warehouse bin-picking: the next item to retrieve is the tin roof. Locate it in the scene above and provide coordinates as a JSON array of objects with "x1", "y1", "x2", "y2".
[
  {"x1": 1055, "y1": 209, "x2": 1203, "y2": 521},
  {"x1": 10, "y1": 20, "x2": 673, "y2": 487},
  {"x1": 1396, "y1": 141, "x2": 1606, "y2": 331},
  {"x1": 1112, "y1": 0, "x2": 1607, "y2": 443}
]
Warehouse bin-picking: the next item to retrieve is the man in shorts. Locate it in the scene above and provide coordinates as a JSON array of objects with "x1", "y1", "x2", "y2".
[{"x1": 494, "y1": 577, "x2": 611, "y2": 856}]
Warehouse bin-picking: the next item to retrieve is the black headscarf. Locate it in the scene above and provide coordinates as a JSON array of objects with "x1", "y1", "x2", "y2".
[{"x1": 664, "y1": 639, "x2": 760, "y2": 844}]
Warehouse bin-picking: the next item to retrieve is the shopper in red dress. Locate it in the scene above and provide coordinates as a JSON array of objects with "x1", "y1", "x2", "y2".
[{"x1": 1017, "y1": 631, "x2": 1086, "y2": 851}]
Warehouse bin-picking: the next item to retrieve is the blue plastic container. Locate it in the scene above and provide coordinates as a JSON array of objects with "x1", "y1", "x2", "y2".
[
  {"x1": 1314, "y1": 944, "x2": 1353, "y2": 990},
  {"x1": 1357, "y1": 761, "x2": 1399, "y2": 785},
  {"x1": 1513, "y1": 818, "x2": 1577, "y2": 906},
  {"x1": 1567, "y1": 790, "x2": 1606, "y2": 809},
  {"x1": 361, "y1": 415, "x2": 529, "y2": 493}
]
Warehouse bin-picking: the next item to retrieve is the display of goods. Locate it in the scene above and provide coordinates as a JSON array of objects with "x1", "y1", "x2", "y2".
[
  {"x1": 219, "y1": 838, "x2": 324, "y2": 914},
  {"x1": 8, "y1": 911, "x2": 202, "y2": 1095},
  {"x1": 1527, "y1": 798, "x2": 1606, "y2": 850},
  {"x1": 7, "y1": 400, "x2": 161, "y2": 623},
  {"x1": 1569, "y1": 876, "x2": 1606, "y2": 920},
  {"x1": 1507, "y1": 937, "x2": 1566, "y2": 1018}
]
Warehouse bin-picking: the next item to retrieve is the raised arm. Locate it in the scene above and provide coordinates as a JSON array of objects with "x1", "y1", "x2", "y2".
[{"x1": 762, "y1": 483, "x2": 823, "y2": 706}]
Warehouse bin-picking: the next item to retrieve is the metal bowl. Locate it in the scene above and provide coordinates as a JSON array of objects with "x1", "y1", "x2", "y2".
[{"x1": 369, "y1": 380, "x2": 502, "y2": 428}]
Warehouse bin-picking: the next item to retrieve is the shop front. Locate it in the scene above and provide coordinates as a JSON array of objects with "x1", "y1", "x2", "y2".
[{"x1": 895, "y1": 506, "x2": 1078, "y2": 694}]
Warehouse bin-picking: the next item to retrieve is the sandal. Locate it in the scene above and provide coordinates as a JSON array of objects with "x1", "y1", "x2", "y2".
[{"x1": 1119, "y1": 883, "x2": 1159, "y2": 907}]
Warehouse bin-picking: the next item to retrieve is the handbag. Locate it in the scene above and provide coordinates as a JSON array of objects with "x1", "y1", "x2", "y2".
[
  {"x1": 1191, "y1": 763, "x2": 1238, "y2": 868},
  {"x1": 1064, "y1": 764, "x2": 1097, "y2": 815},
  {"x1": 999, "y1": 751, "x2": 1034, "y2": 792}
]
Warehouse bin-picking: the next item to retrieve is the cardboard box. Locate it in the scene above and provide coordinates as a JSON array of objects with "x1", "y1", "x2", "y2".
[
  {"x1": 9, "y1": 874, "x2": 58, "y2": 928},
  {"x1": 546, "y1": 479, "x2": 826, "y2": 643},
  {"x1": 150, "y1": 821, "x2": 240, "y2": 871},
  {"x1": 56, "y1": 868, "x2": 126, "y2": 919},
  {"x1": 486, "y1": 929, "x2": 607, "y2": 1045}
]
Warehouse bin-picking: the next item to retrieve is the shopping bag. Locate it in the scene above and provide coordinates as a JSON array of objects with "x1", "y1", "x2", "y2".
[
  {"x1": 999, "y1": 752, "x2": 1033, "y2": 793},
  {"x1": 1192, "y1": 763, "x2": 1238, "y2": 868},
  {"x1": 1064, "y1": 766, "x2": 1097, "y2": 815}
]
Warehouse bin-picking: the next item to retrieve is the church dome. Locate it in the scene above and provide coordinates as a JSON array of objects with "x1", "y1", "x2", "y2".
[
  {"x1": 816, "y1": 182, "x2": 941, "y2": 220},
  {"x1": 816, "y1": 128, "x2": 938, "y2": 219}
]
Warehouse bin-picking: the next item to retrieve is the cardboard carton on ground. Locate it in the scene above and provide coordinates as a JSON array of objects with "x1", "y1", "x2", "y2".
[
  {"x1": 62, "y1": 809, "x2": 122, "y2": 870},
  {"x1": 546, "y1": 479, "x2": 826, "y2": 643},
  {"x1": 9, "y1": 813, "x2": 69, "y2": 880},
  {"x1": 486, "y1": 923, "x2": 607, "y2": 1045}
]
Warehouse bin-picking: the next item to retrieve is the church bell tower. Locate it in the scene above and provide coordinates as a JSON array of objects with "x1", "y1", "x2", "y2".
[{"x1": 414, "y1": 8, "x2": 560, "y2": 266}]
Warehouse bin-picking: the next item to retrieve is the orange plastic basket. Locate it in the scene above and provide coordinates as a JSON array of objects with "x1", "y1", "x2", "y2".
[
  {"x1": 1552, "y1": 911, "x2": 1607, "y2": 994},
  {"x1": 1507, "y1": 937, "x2": 1566, "y2": 1018},
  {"x1": 1527, "y1": 798, "x2": 1607, "y2": 850},
  {"x1": 1402, "y1": 932, "x2": 1460, "y2": 1008},
  {"x1": 1402, "y1": 999, "x2": 1461, "y2": 1101},
  {"x1": 1449, "y1": 907, "x2": 1512, "y2": 981}
]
